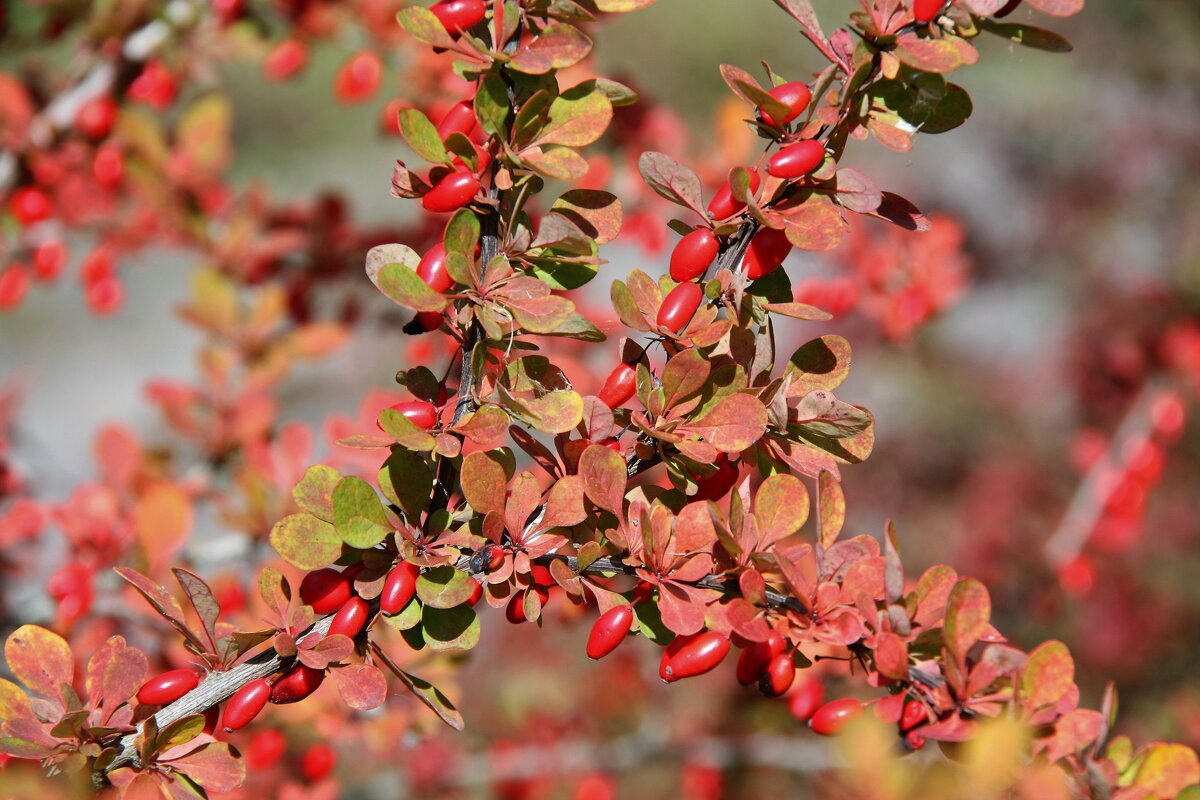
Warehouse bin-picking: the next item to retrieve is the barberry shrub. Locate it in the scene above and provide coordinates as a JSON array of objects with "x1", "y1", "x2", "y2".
[{"x1": 1, "y1": 0, "x2": 1198, "y2": 798}]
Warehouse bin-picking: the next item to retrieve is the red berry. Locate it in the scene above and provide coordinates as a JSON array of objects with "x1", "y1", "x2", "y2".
[
  {"x1": 32, "y1": 240, "x2": 67, "y2": 281},
  {"x1": 767, "y1": 139, "x2": 826, "y2": 179},
  {"x1": 299, "y1": 568, "x2": 354, "y2": 614},
  {"x1": 75, "y1": 96, "x2": 118, "y2": 139},
  {"x1": 788, "y1": 677, "x2": 825, "y2": 722},
  {"x1": 599, "y1": 437, "x2": 622, "y2": 452},
  {"x1": 334, "y1": 51, "x2": 382, "y2": 104},
  {"x1": 809, "y1": 698, "x2": 864, "y2": 736},
  {"x1": 735, "y1": 630, "x2": 785, "y2": 685},
  {"x1": 203, "y1": 706, "x2": 220, "y2": 735},
  {"x1": 659, "y1": 631, "x2": 730, "y2": 682},
  {"x1": 598, "y1": 362, "x2": 637, "y2": 409},
  {"x1": 632, "y1": 580, "x2": 655, "y2": 604},
  {"x1": 422, "y1": 170, "x2": 479, "y2": 213},
  {"x1": 380, "y1": 99, "x2": 408, "y2": 136},
  {"x1": 301, "y1": 743, "x2": 337, "y2": 783},
  {"x1": 758, "y1": 653, "x2": 795, "y2": 698},
  {"x1": 223, "y1": 678, "x2": 271, "y2": 732},
  {"x1": 327, "y1": 596, "x2": 369, "y2": 639},
  {"x1": 410, "y1": 310, "x2": 443, "y2": 333},
  {"x1": 466, "y1": 577, "x2": 483, "y2": 606},
  {"x1": 380, "y1": 562, "x2": 420, "y2": 615},
  {"x1": 708, "y1": 169, "x2": 759, "y2": 220},
  {"x1": 430, "y1": 0, "x2": 487, "y2": 35},
  {"x1": 657, "y1": 281, "x2": 703, "y2": 333},
  {"x1": 93, "y1": 145, "x2": 124, "y2": 187},
  {"x1": 505, "y1": 587, "x2": 548, "y2": 624},
  {"x1": 0, "y1": 265, "x2": 30, "y2": 310},
  {"x1": 694, "y1": 455, "x2": 739, "y2": 501},
  {"x1": 760, "y1": 81, "x2": 813, "y2": 128},
  {"x1": 531, "y1": 564, "x2": 554, "y2": 587},
  {"x1": 127, "y1": 61, "x2": 176, "y2": 111},
  {"x1": 913, "y1": 0, "x2": 946, "y2": 23},
  {"x1": 742, "y1": 227, "x2": 792, "y2": 280},
  {"x1": 899, "y1": 699, "x2": 927, "y2": 732},
  {"x1": 212, "y1": 0, "x2": 244, "y2": 25},
  {"x1": 417, "y1": 243, "x2": 454, "y2": 293},
  {"x1": 436, "y1": 100, "x2": 477, "y2": 141},
  {"x1": 86, "y1": 276, "x2": 123, "y2": 315},
  {"x1": 383, "y1": 399, "x2": 439, "y2": 431},
  {"x1": 9, "y1": 187, "x2": 52, "y2": 227},
  {"x1": 586, "y1": 605, "x2": 634, "y2": 660},
  {"x1": 246, "y1": 729, "x2": 286, "y2": 769},
  {"x1": 79, "y1": 246, "x2": 115, "y2": 284},
  {"x1": 137, "y1": 669, "x2": 201, "y2": 706},
  {"x1": 269, "y1": 664, "x2": 325, "y2": 704},
  {"x1": 265, "y1": 39, "x2": 308, "y2": 81},
  {"x1": 669, "y1": 228, "x2": 720, "y2": 282}
]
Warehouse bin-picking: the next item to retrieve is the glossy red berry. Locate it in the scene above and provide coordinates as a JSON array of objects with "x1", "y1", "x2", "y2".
[
  {"x1": 410, "y1": 310, "x2": 443, "y2": 333},
  {"x1": 137, "y1": 669, "x2": 200, "y2": 706},
  {"x1": 430, "y1": 0, "x2": 487, "y2": 35},
  {"x1": 669, "y1": 228, "x2": 720, "y2": 282},
  {"x1": 809, "y1": 697, "x2": 864, "y2": 736},
  {"x1": 913, "y1": 0, "x2": 946, "y2": 23},
  {"x1": 598, "y1": 362, "x2": 637, "y2": 409},
  {"x1": 735, "y1": 630, "x2": 785, "y2": 685},
  {"x1": 384, "y1": 400, "x2": 439, "y2": 430},
  {"x1": 788, "y1": 677, "x2": 825, "y2": 722},
  {"x1": 380, "y1": 562, "x2": 420, "y2": 615},
  {"x1": 301, "y1": 743, "x2": 337, "y2": 783},
  {"x1": 265, "y1": 39, "x2": 308, "y2": 81},
  {"x1": 422, "y1": 170, "x2": 479, "y2": 213},
  {"x1": 299, "y1": 568, "x2": 354, "y2": 614},
  {"x1": 246, "y1": 728, "x2": 286, "y2": 769},
  {"x1": 436, "y1": 100, "x2": 477, "y2": 141},
  {"x1": 270, "y1": 664, "x2": 325, "y2": 704},
  {"x1": 767, "y1": 139, "x2": 826, "y2": 180},
  {"x1": 222, "y1": 678, "x2": 271, "y2": 732},
  {"x1": 657, "y1": 281, "x2": 703, "y2": 333},
  {"x1": 760, "y1": 81, "x2": 813, "y2": 128},
  {"x1": 466, "y1": 577, "x2": 483, "y2": 606},
  {"x1": 659, "y1": 631, "x2": 730, "y2": 682},
  {"x1": 327, "y1": 596, "x2": 369, "y2": 639},
  {"x1": 334, "y1": 51, "x2": 382, "y2": 104},
  {"x1": 33, "y1": 240, "x2": 67, "y2": 281},
  {"x1": 900, "y1": 699, "x2": 928, "y2": 732},
  {"x1": 586, "y1": 605, "x2": 634, "y2": 660},
  {"x1": 417, "y1": 243, "x2": 454, "y2": 293},
  {"x1": 742, "y1": 227, "x2": 792, "y2": 280},
  {"x1": 9, "y1": 187, "x2": 52, "y2": 227},
  {"x1": 708, "y1": 168, "x2": 759, "y2": 220},
  {"x1": 0, "y1": 265, "x2": 30, "y2": 310},
  {"x1": 203, "y1": 706, "x2": 220, "y2": 735},
  {"x1": 75, "y1": 96, "x2": 118, "y2": 139},
  {"x1": 758, "y1": 653, "x2": 795, "y2": 698}
]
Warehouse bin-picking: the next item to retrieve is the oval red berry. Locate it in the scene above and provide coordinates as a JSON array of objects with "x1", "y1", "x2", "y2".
[
  {"x1": 760, "y1": 81, "x2": 813, "y2": 128},
  {"x1": 598, "y1": 362, "x2": 637, "y2": 409},
  {"x1": 299, "y1": 568, "x2": 353, "y2": 614},
  {"x1": 659, "y1": 631, "x2": 730, "y2": 682},
  {"x1": 767, "y1": 140, "x2": 826, "y2": 180},
  {"x1": 223, "y1": 678, "x2": 271, "y2": 732},
  {"x1": 430, "y1": 0, "x2": 487, "y2": 35},
  {"x1": 809, "y1": 697, "x2": 864, "y2": 736},
  {"x1": 327, "y1": 596, "x2": 370, "y2": 639},
  {"x1": 270, "y1": 664, "x2": 325, "y2": 704},
  {"x1": 587, "y1": 604, "x2": 634, "y2": 660},
  {"x1": 422, "y1": 171, "x2": 479, "y2": 213},
  {"x1": 657, "y1": 281, "x2": 703, "y2": 333},
  {"x1": 380, "y1": 562, "x2": 420, "y2": 615},
  {"x1": 137, "y1": 668, "x2": 200, "y2": 706},
  {"x1": 742, "y1": 228, "x2": 792, "y2": 281},
  {"x1": 708, "y1": 169, "x2": 760, "y2": 221},
  {"x1": 669, "y1": 228, "x2": 720, "y2": 282}
]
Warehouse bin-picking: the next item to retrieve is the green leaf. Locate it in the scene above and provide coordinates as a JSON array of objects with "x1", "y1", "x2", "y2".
[
  {"x1": 1021, "y1": 640, "x2": 1074, "y2": 710},
  {"x1": 422, "y1": 605, "x2": 480, "y2": 651},
  {"x1": 461, "y1": 451, "x2": 510, "y2": 514},
  {"x1": 550, "y1": 190, "x2": 622, "y2": 244},
  {"x1": 521, "y1": 145, "x2": 588, "y2": 180},
  {"x1": 979, "y1": 18, "x2": 1073, "y2": 52},
  {"x1": 416, "y1": 567, "x2": 476, "y2": 609},
  {"x1": 754, "y1": 474, "x2": 809, "y2": 547},
  {"x1": 534, "y1": 85, "x2": 612, "y2": 147},
  {"x1": 395, "y1": 670, "x2": 464, "y2": 730},
  {"x1": 332, "y1": 477, "x2": 392, "y2": 549},
  {"x1": 378, "y1": 408, "x2": 437, "y2": 451},
  {"x1": 786, "y1": 335, "x2": 852, "y2": 393},
  {"x1": 378, "y1": 263, "x2": 449, "y2": 313},
  {"x1": 475, "y1": 74, "x2": 511, "y2": 137},
  {"x1": 509, "y1": 24, "x2": 593, "y2": 74},
  {"x1": 396, "y1": 6, "x2": 457, "y2": 48},
  {"x1": 292, "y1": 465, "x2": 341, "y2": 523},
  {"x1": 4, "y1": 625, "x2": 73, "y2": 700},
  {"x1": 398, "y1": 108, "x2": 451, "y2": 164},
  {"x1": 637, "y1": 151, "x2": 706, "y2": 219},
  {"x1": 444, "y1": 209, "x2": 480, "y2": 258},
  {"x1": 154, "y1": 714, "x2": 205, "y2": 755},
  {"x1": 270, "y1": 514, "x2": 342, "y2": 570},
  {"x1": 378, "y1": 448, "x2": 433, "y2": 522}
]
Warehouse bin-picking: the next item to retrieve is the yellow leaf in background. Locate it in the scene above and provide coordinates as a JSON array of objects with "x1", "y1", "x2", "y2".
[{"x1": 133, "y1": 483, "x2": 193, "y2": 570}]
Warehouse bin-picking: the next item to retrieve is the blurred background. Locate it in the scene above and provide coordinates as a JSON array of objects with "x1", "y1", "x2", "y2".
[{"x1": 1, "y1": 0, "x2": 1199, "y2": 797}]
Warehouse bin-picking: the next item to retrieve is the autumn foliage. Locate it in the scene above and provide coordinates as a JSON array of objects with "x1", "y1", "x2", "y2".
[{"x1": 1, "y1": 0, "x2": 1198, "y2": 799}]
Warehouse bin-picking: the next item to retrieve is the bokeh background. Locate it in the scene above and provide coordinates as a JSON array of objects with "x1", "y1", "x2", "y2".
[{"x1": 2, "y1": 0, "x2": 1199, "y2": 796}]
